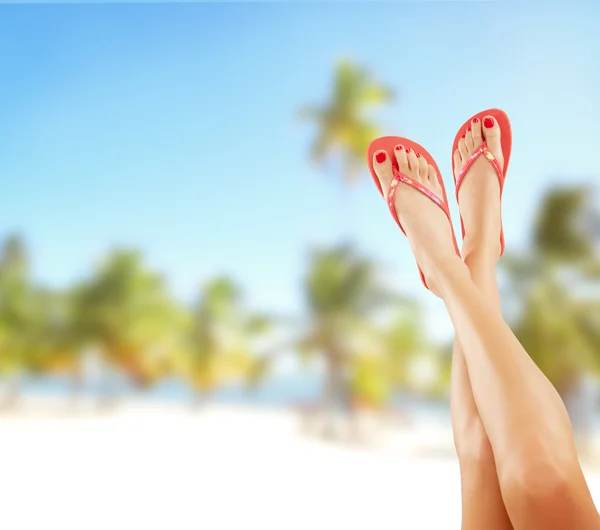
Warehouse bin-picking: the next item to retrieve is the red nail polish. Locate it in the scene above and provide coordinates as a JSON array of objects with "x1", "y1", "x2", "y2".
[
  {"x1": 461, "y1": 134, "x2": 466, "y2": 139},
  {"x1": 484, "y1": 117, "x2": 494, "y2": 129},
  {"x1": 405, "y1": 147, "x2": 411, "y2": 153},
  {"x1": 375, "y1": 152, "x2": 386, "y2": 163},
  {"x1": 472, "y1": 118, "x2": 479, "y2": 123},
  {"x1": 467, "y1": 126, "x2": 472, "y2": 132},
  {"x1": 416, "y1": 152, "x2": 421, "y2": 158},
  {"x1": 395, "y1": 144, "x2": 403, "y2": 151}
]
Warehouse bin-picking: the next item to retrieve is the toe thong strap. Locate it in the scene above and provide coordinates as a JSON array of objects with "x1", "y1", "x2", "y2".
[
  {"x1": 387, "y1": 170, "x2": 450, "y2": 234},
  {"x1": 455, "y1": 142, "x2": 504, "y2": 196}
]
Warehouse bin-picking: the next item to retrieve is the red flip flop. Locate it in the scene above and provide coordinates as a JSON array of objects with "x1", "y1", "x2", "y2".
[
  {"x1": 452, "y1": 108, "x2": 512, "y2": 256},
  {"x1": 367, "y1": 136, "x2": 461, "y2": 291}
]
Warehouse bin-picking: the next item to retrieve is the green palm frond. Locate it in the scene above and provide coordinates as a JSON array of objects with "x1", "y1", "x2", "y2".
[
  {"x1": 533, "y1": 185, "x2": 597, "y2": 262},
  {"x1": 299, "y1": 59, "x2": 394, "y2": 184}
]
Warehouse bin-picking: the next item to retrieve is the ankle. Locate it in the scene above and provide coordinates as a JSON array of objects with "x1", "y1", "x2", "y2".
[
  {"x1": 462, "y1": 234, "x2": 501, "y2": 266},
  {"x1": 424, "y1": 253, "x2": 468, "y2": 294},
  {"x1": 463, "y1": 249, "x2": 497, "y2": 277}
]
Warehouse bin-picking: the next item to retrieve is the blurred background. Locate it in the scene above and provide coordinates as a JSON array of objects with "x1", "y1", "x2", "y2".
[{"x1": 0, "y1": 2, "x2": 599, "y2": 529}]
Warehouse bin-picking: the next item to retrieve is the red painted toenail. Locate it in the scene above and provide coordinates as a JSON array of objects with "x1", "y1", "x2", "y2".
[
  {"x1": 467, "y1": 126, "x2": 472, "y2": 132},
  {"x1": 416, "y1": 152, "x2": 421, "y2": 158},
  {"x1": 405, "y1": 147, "x2": 411, "y2": 153},
  {"x1": 395, "y1": 144, "x2": 403, "y2": 151},
  {"x1": 375, "y1": 152, "x2": 386, "y2": 163},
  {"x1": 484, "y1": 117, "x2": 494, "y2": 128},
  {"x1": 461, "y1": 134, "x2": 466, "y2": 139},
  {"x1": 472, "y1": 118, "x2": 479, "y2": 123}
]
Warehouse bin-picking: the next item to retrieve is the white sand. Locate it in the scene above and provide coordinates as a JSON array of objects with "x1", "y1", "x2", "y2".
[{"x1": 1, "y1": 400, "x2": 600, "y2": 530}]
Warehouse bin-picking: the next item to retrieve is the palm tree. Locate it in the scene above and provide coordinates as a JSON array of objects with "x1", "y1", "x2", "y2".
[
  {"x1": 532, "y1": 185, "x2": 599, "y2": 263},
  {"x1": 299, "y1": 60, "x2": 394, "y2": 234},
  {"x1": 185, "y1": 276, "x2": 270, "y2": 406},
  {"x1": 0, "y1": 236, "x2": 86, "y2": 408},
  {"x1": 0, "y1": 235, "x2": 37, "y2": 408},
  {"x1": 514, "y1": 278, "x2": 597, "y2": 391},
  {"x1": 502, "y1": 185, "x2": 600, "y2": 443},
  {"x1": 300, "y1": 59, "x2": 394, "y2": 182},
  {"x1": 32, "y1": 288, "x2": 91, "y2": 404},
  {"x1": 73, "y1": 250, "x2": 186, "y2": 400},
  {"x1": 299, "y1": 244, "x2": 405, "y2": 436}
]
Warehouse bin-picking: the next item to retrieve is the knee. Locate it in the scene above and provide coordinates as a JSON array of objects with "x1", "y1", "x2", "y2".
[
  {"x1": 504, "y1": 459, "x2": 599, "y2": 529},
  {"x1": 503, "y1": 451, "x2": 576, "y2": 508},
  {"x1": 521, "y1": 460, "x2": 570, "y2": 496}
]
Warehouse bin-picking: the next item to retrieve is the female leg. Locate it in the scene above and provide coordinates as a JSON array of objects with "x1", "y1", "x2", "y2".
[
  {"x1": 373, "y1": 142, "x2": 511, "y2": 529},
  {"x1": 451, "y1": 301, "x2": 512, "y2": 528},
  {"x1": 372, "y1": 134, "x2": 599, "y2": 529},
  {"x1": 450, "y1": 114, "x2": 513, "y2": 529}
]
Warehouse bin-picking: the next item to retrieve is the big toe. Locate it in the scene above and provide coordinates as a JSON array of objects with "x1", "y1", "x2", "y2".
[
  {"x1": 482, "y1": 115, "x2": 503, "y2": 166},
  {"x1": 373, "y1": 150, "x2": 394, "y2": 195}
]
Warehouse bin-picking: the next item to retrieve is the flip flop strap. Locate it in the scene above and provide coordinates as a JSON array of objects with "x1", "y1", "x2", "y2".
[
  {"x1": 387, "y1": 170, "x2": 450, "y2": 234},
  {"x1": 455, "y1": 142, "x2": 504, "y2": 196}
]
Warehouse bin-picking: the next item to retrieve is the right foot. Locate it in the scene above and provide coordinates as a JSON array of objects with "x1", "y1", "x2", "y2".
[
  {"x1": 372, "y1": 145, "x2": 460, "y2": 295},
  {"x1": 453, "y1": 115, "x2": 504, "y2": 261}
]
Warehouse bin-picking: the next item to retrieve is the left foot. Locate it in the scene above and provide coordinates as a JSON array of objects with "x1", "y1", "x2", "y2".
[{"x1": 372, "y1": 145, "x2": 459, "y2": 295}]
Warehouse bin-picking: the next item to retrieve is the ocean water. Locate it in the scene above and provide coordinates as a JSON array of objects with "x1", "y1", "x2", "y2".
[
  {"x1": 10, "y1": 375, "x2": 600, "y2": 433},
  {"x1": 15, "y1": 373, "x2": 323, "y2": 405},
  {"x1": 7, "y1": 374, "x2": 453, "y2": 425}
]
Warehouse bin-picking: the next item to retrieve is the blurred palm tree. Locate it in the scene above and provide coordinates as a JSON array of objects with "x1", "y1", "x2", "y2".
[
  {"x1": 185, "y1": 276, "x2": 270, "y2": 406},
  {"x1": 0, "y1": 236, "x2": 86, "y2": 407},
  {"x1": 382, "y1": 303, "x2": 426, "y2": 390},
  {"x1": 351, "y1": 300, "x2": 450, "y2": 411},
  {"x1": 503, "y1": 186, "x2": 600, "y2": 382},
  {"x1": 73, "y1": 250, "x2": 186, "y2": 395},
  {"x1": 350, "y1": 306, "x2": 426, "y2": 409},
  {"x1": 514, "y1": 277, "x2": 600, "y2": 395},
  {"x1": 296, "y1": 62, "x2": 401, "y2": 432},
  {"x1": 299, "y1": 60, "x2": 394, "y2": 236},
  {"x1": 0, "y1": 235, "x2": 34, "y2": 407},
  {"x1": 299, "y1": 59, "x2": 394, "y2": 183},
  {"x1": 502, "y1": 185, "x2": 600, "y2": 440},
  {"x1": 34, "y1": 288, "x2": 92, "y2": 403},
  {"x1": 299, "y1": 244, "x2": 405, "y2": 434},
  {"x1": 532, "y1": 186, "x2": 599, "y2": 263}
]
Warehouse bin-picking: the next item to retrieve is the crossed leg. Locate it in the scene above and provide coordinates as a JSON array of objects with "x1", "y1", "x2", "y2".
[
  {"x1": 372, "y1": 127, "x2": 600, "y2": 529},
  {"x1": 450, "y1": 116, "x2": 512, "y2": 529}
]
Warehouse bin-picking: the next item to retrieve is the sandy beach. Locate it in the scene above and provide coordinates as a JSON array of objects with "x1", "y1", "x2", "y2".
[{"x1": 1, "y1": 399, "x2": 600, "y2": 530}]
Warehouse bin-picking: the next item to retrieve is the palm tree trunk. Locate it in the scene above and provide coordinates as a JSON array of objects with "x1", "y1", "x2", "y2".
[
  {"x1": 97, "y1": 373, "x2": 118, "y2": 410},
  {"x1": 0, "y1": 372, "x2": 22, "y2": 411},
  {"x1": 321, "y1": 354, "x2": 350, "y2": 438},
  {"x1": 193, "y1": 388, "x2": 207, "y2": 410},
  {"x1": 68, "y1": 364, "x2": 84, "y2": 407},
  {"x1": 563, "y1": 373, "x2": 594, "y2": 456},
  {"x1": 339, "y1": 181, "x2": 354, "y2": 244}
]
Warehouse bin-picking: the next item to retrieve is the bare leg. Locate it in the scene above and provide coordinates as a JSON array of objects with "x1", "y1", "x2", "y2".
[
  {"x1": 372, "y1": 136, "x2": 600, "y2": 529},
  {"x1": 451, "y1": 264, "x2": 512, "y2": 529},
  {"x1": 435, "y1": 253, "x2": 599, "y2": 529},
  {"x1": 450, "y1": 116, "x2": 512, "y2": 529}
]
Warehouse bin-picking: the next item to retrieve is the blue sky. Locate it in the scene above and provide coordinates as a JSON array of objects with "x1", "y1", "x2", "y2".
[{"x1": 0, "y1": 2, "x2": 598, "y2": 343}]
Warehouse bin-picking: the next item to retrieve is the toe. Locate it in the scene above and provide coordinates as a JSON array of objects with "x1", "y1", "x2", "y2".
[
  {"x1": 453, "y1": 148, "x2": 462, "y2": 168},
  {"x1": 471, "y1": 117, "x2": 483, "y2": 148},
  {"x1": 481, "y1": 115, "x2": 503, "y2": 165},
  {"x1": 394, "y1": 143, "x2": 409, "y2": 174},
  {"x1": 406, "y1": 147, "x2": 419, "y2": 174},
  {"x1": 458, "y1": 135, "x2": 469, "y2": 159},
  {"x1": 482, "y1": 115, "x2": 500, "y2": 140},
  {"x1": 417, "y1": 152, "x2": 428, "y2": 180},
  {"x1": 427, "y1": 163, "x2": 437, "y2": 183},
  {"x1": 373, "y1": 150, "x2": 394, "y2": 193},
  {"x1": 465, "y1": 125, "x2": 474, "y2": 151}
]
